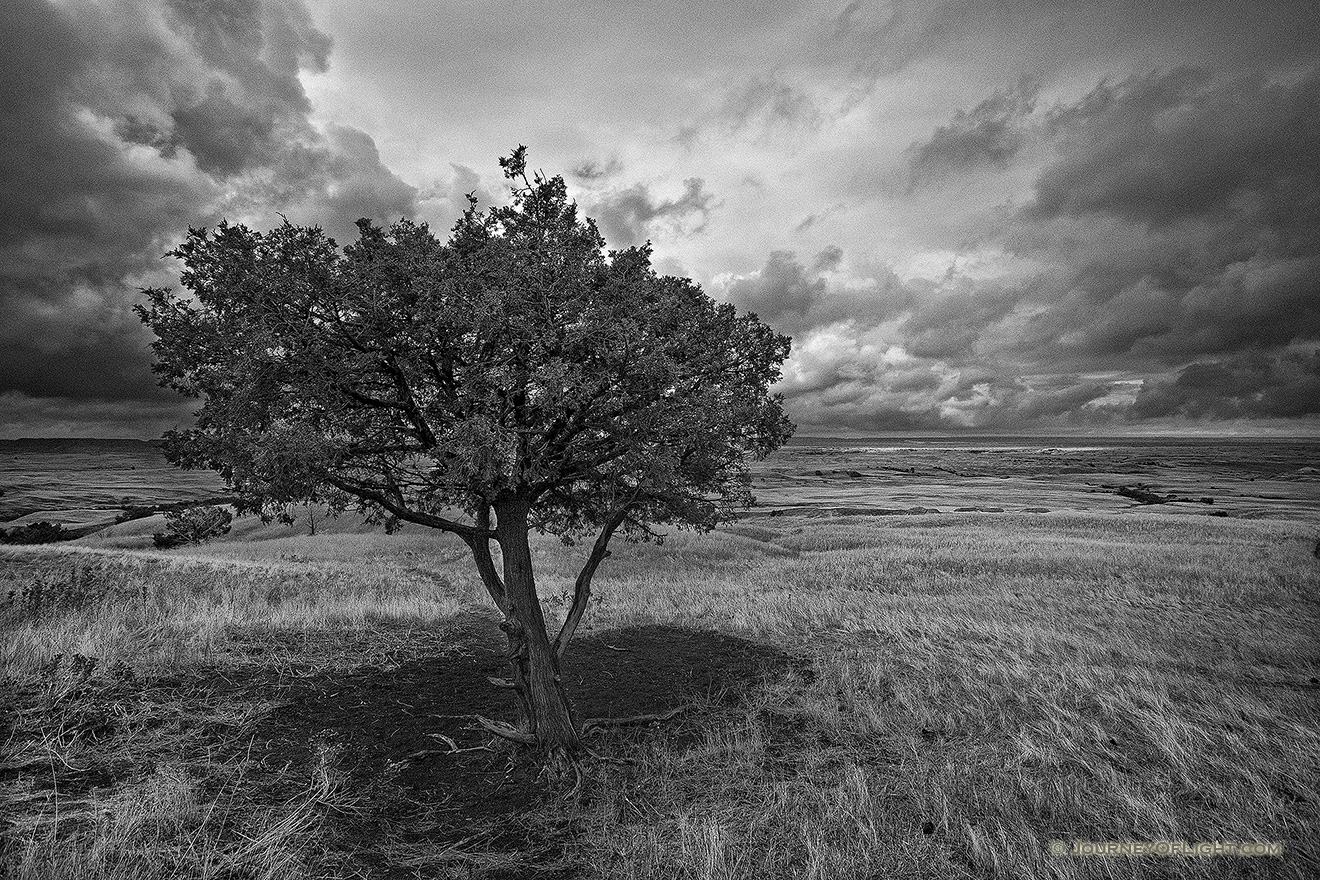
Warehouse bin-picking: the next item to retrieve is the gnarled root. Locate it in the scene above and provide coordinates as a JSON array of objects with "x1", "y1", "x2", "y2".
[{"x1": 473, "y1": 715, "x2": 536, "y2": 744}]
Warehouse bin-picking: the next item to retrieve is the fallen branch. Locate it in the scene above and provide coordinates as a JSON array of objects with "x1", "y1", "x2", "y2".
[
  {"x1": 583, "y1": 704, "x2": 688, "y2": 735},
  {"x1": 486, "y1": 676, "x2": 519, "y2": 690},
  {"x1": 408, "y1": 733, "x2": 493, "y2": 760}
]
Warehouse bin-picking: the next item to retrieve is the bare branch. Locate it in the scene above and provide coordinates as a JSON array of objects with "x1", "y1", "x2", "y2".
[
  {"x1": 554, "y1": 505, "x2": 629, "y2": 659},
  {"x1": 461, "y1": 501, "x2": 508, "y2": 609},
  {"x1": 408, "y1": 734, "x2": 493, "y2": 760},
  {"x1": 324, "y1": 474, "x2": 493, "y2": 539}
]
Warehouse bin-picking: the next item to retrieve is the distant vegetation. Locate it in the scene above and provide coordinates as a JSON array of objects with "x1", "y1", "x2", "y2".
[{"x1": 0, "y1": 521, "x2": 73, "y2": 545}]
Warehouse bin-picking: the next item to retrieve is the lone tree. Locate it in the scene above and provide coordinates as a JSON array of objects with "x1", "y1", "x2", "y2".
[{"x1": 137, "y1": 148, "x2": 793, "y2": 766}]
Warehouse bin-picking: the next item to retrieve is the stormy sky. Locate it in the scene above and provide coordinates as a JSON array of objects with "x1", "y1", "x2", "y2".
[{"x1": 3, "y1": 0, "x2": 1318, "y2": 437}]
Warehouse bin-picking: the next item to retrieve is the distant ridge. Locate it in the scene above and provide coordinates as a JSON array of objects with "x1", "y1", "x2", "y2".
[
  {"x1": 0, "y1": 438, "x2": 160, "y2": 453},
  {"x1": 785, "y1": 434, "x2": 1317, "y2": 447}
]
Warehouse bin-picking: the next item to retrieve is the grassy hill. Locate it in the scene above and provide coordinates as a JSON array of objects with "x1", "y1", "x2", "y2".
[{"x1": 2, "y1": 510, "x2": 1317, "y2": 878}]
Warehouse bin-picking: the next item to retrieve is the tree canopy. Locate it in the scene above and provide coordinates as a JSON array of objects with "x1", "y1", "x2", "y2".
[{"x1": 137, "y1": 147, "x2": 794, "y2": 762}]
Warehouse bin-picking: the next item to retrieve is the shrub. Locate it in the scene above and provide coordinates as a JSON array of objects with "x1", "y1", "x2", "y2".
[
  {"x1": 115, "y1": 505, "x2": 157, "y2": 523},
  {"x1": 0, "y1": 521, "x2": 72, "y2": 544},
  {"x1": 152, "y1": 506, "x2": 233, "y2": 549}
]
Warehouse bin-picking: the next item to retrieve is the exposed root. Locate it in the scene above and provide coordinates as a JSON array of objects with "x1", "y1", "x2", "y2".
[
  {"x1": 472, "y1": 715, "x2": 536, "y2": 745},
  {"x1": 582, "y1": 704, "x2": 688, "y2": 735}
]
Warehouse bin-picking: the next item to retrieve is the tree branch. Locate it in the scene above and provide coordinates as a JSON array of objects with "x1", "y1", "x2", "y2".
[
  {"x1": 554, "y1": 505, "x2": 629, "y2": 659},
  {"x1": 324, "y1": 474, "x2": 493, "y2": 539},
  {"x1": 464, "y1": 503, "x2": 508, "y2": 610}
]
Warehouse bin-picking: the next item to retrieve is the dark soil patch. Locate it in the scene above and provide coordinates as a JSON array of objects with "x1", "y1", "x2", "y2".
[{"x1": 239, "y1": 612, "x2": 797, "y2": 870}]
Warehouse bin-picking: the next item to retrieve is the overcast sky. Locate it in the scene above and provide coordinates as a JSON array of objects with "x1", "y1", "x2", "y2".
[{"x1": 3, "y1": 0, "x2": 1319, "y2": 437}]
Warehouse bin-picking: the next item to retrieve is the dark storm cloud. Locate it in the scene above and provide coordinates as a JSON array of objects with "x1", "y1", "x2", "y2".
[
  {"x1": 906, "y1": 80, "x2": 1037, "y2": 186},
  {"x1": 726, "y1": 251, "x2": 826, "y2": 331},
  {"x1": 8, "y1": 0, "x2": 1320, "y2": 436},
  {"x1": 1132, "y1": 351, "x2": 1320, "y2": 420},
  {"x1": 0, "y1": 392, "x2": 195, "y2": 440},
  {"x1": 905, "y1": 0, "x2": 1320, "y2": 79},
  {"x1": 1002, "y1": 65, "x2": 1320, "y2": 372},
  {"x1": 1029, "y1": 66, "x2": 1320, "y2": 231},
  {"x1": 901, "y1": 287, "x2": 1023, "y2": 360},
  {"x1": 0, "y1": 0, "x2": 415, "y2": 434},
  {"x1": 589, "y1": 179, "x2": 717, "y2": 248}
]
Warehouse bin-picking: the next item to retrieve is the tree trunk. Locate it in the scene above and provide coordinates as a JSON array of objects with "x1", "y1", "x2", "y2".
[{"x1": 495, "y1": 497, "x2": 581, "y2": 768}]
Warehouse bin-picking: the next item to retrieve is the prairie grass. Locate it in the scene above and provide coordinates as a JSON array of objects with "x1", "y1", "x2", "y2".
[
  {"x1": 0, "y1": 537, "x2": 479, "y2": 675},
  {"x1": 7, "y1": 714, "x2": 362, "y2": 880},
  {"x1": 2, "y1": 509, "x2": 1318, "y2": 877}
]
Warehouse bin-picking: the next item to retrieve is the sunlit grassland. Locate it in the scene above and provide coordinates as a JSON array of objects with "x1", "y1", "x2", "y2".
[{"x1": 2, "y1": 510, "x2": 1317, "y2": 878}]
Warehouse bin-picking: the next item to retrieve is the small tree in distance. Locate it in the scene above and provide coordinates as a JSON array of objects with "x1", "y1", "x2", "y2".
[{"x1": 137, "y1": 147, "x2": 794, "y2": 767}]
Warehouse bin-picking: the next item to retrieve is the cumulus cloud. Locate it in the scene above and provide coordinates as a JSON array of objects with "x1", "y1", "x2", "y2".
[
  {"x1": 716, "y1": 249, "x2": 1119, "y2": 431},
  {"x1": 777, "y1": 324, "x2": 1120, "y2": 432},
  {"x1": 0, "y1": 0, "x2": 416, "y2": 434},
  {"x1": 778, "y1": 62, "x2": 1313, "y2": 430},
  {"x1": 588, "y1": 178, "x2": 717, "y2": 248},
  {"x1": 801, "y1": 61, "x2": 1320, "y2": 430},
  {"x1": 722, "y1": 248, "x2": 911, "y2": 337},
  {"x1": 415, "y1": 163, "x2": 501, "y2": 231}
]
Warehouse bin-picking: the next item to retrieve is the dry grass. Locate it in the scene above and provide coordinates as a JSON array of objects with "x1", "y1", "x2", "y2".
[
  {"x1": 0, "y1": 536, "x2": 479, "y2": 676},
  {"x1": 1, "y1": 648, "x2": 365, "y2": 880},
  {"x1": 7, "y1": 743, "x2": 363, "y2": 879},
  {"x1": 3, "y1": 509, "x2": 1318, "y2": 877}
]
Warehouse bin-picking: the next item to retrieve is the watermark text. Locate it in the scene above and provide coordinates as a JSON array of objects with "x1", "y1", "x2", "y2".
[{"x1": 1049, "y1": 840, "x2": 1283, "y2": 858}]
